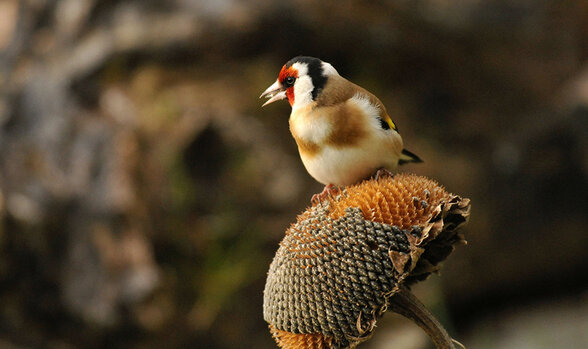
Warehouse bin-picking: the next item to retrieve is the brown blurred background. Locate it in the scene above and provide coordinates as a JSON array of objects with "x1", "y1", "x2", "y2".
[{"x1": 0, "y1": 1, "x2": 587, "y2": 348}]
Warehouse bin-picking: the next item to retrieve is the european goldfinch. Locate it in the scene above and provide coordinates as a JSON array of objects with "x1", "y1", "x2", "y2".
[{"x1": 260, "y1": 56, "x2": 422, "y2": 200}]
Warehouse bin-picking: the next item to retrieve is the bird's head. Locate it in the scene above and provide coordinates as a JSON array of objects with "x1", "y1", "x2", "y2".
[{"x1": 260, "y1": 56, "x2": 338, "y2": 109}]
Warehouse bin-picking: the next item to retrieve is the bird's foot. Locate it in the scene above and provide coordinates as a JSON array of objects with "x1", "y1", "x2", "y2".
[
  {"x1": 374, "y1": 168, "x2": 395, "y2": 181},
  {"x1": 311, "y1": 184, "x2": 341, "y2": 206}
]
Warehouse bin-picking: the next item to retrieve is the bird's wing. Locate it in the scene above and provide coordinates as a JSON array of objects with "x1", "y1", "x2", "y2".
[
  {"x1": 358, "y1": 88, "x2": 398, "y2": 132},
  {"x1": 317, "y1": 75, "x2": 398, "y2": 132}
]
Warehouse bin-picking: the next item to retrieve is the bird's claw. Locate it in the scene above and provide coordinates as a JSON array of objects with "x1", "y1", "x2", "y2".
[
  {"x1": 374, "y1": 168, "x2": 395, "y2": 181},
  {"x1": 311, "y1": 184, "x2": 341, "y2": 205}
]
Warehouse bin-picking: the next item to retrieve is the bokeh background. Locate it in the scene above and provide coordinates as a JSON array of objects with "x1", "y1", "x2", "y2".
[{"x1": 1, "y1": 1, "x2": 587, "y2": 348}]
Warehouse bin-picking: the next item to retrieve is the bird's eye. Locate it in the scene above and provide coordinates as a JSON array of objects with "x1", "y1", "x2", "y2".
[{"x1": 284, "y1": 76, "x2": 296, "y2": 87}]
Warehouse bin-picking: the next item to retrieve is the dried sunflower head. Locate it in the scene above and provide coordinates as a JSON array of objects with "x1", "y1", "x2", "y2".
[{"x1": 264, "y1": 174, "x2": 470, "y2": 349}]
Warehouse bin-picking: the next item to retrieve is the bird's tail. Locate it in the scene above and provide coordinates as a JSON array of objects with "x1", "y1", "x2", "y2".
[{"x1": 399, "y1": 149, "x2": 423, "y2": 165}]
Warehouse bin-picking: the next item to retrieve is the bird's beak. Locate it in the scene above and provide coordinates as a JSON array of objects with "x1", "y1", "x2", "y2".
[{"x1": 260, "y1": 80, "x2": 287, "y2": 107}]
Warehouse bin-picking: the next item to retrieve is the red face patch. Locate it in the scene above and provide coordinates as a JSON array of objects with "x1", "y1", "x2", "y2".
[{"x1": 278, "y1": 65, "x2": 298, "y2": 106}]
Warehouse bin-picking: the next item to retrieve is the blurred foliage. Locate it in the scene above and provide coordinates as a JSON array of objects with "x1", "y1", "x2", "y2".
[{"x1": 0, "y1": 0, "x2": 587, "y2": 348}]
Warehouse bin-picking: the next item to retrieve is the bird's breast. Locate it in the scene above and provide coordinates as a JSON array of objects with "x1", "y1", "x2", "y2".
[
  {"x1": 289, "y1": 106, "x2": 332, "y2": 156},
  {"x1": 289, "y1": 100, "x2": 371, "y2": 156}
]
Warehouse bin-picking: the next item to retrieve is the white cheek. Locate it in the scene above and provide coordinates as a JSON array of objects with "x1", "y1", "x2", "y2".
[{"x1": 292, "y1": 75, "x2": 314, "y2": 108}]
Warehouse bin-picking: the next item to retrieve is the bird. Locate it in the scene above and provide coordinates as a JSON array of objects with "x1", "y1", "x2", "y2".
[{"x1": 260, "y1": 56, "x2": 422, "y2": 203}]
